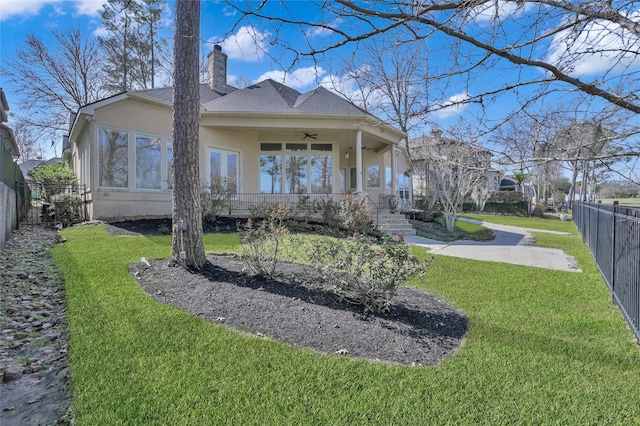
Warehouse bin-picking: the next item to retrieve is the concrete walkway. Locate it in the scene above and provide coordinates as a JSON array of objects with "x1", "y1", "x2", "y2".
[{"x1": 405, "y1": 218, "x2": 581, "y2": 272}]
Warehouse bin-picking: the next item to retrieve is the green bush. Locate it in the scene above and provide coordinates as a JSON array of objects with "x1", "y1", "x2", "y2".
[
  {"x1": 49, "y1": 193, "x2": 83, "y2": 224},
  {"x1": 310, "y1": 234, "x2": 430, "y2": 313},
  {"x1": 28, "y1": 164, "x2": 77, "y2": 203}
]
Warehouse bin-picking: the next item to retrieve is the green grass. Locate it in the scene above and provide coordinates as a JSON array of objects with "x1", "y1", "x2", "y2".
[
  {"x1": 53, "y1": 222, "x2": 640, "y2": 424},
  {"x1": 462, "y1": 213, "x2": 578, "y2": 233},
  {"x1": 597, "y1": 197, "x2": 640, "y2": 206}
]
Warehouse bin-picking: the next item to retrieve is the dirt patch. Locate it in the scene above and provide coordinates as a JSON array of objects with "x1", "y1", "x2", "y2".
[{"x1": 131, "y1": 254, "x2": 468, "y2": 366}]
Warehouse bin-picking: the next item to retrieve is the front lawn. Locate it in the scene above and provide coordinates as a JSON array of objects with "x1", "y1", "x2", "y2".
[{"x1": 53, "y1": 221, "x2": 640, "y2": 424}]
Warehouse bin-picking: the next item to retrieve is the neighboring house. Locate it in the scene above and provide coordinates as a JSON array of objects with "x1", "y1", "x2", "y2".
[
  {"x1": 499, "y1": 177, "x2": 534, "y2": 195},
  {"x1": 18, "y1": 158, "x2": 62, "y2": 182},
  {"x1": 1, "y1": 88, "x2": 19, "y2": 159},
  {"x1": 407, "y1": 131, "x2": 500, "y2": 199},
  {"x1": 65, "y1": 46, "x2": 407, "y2": 221}
]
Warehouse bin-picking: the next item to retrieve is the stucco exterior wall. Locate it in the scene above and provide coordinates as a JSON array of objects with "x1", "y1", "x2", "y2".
[{"x1": 73, "y1": 97, "x2": 406, "y2": 221}]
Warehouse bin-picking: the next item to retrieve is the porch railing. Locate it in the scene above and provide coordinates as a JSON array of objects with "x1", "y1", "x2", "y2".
[{"x1": 220, "y1": 192, "x2": 387, "y2": 225}]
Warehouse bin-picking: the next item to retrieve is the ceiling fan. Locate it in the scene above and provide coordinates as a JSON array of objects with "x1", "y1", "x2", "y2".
[{"x1": 303, "y1": 132, "x2": 318, "y2": 140}]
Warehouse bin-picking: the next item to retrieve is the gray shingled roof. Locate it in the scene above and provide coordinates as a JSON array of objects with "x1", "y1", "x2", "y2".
[
  {"x1": 202, "y1": 79, "x2": 370, "y2": 116},
  {"x1": 132, "y1": 79, "x2": 372, "y2": 118},
  {"x1": 131, "y1": 83, "x2": 238, "y2": 105}
]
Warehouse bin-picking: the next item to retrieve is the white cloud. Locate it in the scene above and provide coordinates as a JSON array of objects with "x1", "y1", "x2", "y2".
[
  {"x1": 256, "y1": 66, "x2": 327, "y2": 89},
  {"x1": 307, "y1": 18, "x2": 343, "y2": 37},
  {"x1": 70, "y1": 0, "x2": 102, "y2": 16},
  {"x1": 211, "y1": 25, "x2": 271, "y2": 63},
  {"x1": 547, "y1": 14, "x2": 640, "y2": 76},
  {"x1": 0, "y1": 0, "x2": 61, "y2": 20},
  {"x1": 1, "y1": 0, "x2": 103, "y2": 21},
  {"x1": 466, "y1": 0, "x2": 533, "y2": 23},
  {"x1": 432, "y1": 92, "x2": 471, "y2": 119}
]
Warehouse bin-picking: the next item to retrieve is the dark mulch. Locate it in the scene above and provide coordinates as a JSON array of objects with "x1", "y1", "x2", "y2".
[
  {"x1": 107, "y1": 217, "x2": 242, "y2": 236},
  {"x1": 131, "y1": 254, "x2": 468, "y2": 367}
]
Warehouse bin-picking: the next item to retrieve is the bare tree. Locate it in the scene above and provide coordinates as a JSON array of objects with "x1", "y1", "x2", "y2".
[
  {"x1": 229, "y1": 0, "x2": 640, "y2": 179},
  {"x1": 1, "y1": 27, "x2": 107, "y2": 150},
  {"x1": 12, "y1": 121, "x2": 44, "y2": 161},
  {"x1": 170, "y1": 0, "x2": 206, "y2": 269},
  {"x1": 230, "y1": 0, "x2": 640, "y2": 114},
  {"x1": 412, "y1": 129, "x2": 491, "y2": 231}
]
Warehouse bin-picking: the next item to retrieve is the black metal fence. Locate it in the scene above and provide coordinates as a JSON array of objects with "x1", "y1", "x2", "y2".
[
  {"x1": 573, "y1": 201, "x2": 640, "y2": 342},
  {"x1": 16, "y1": 182, "x2": 87, "y2": 228}
]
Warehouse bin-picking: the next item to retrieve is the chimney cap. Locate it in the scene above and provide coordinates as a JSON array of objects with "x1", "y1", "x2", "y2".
[{"x1": 214, "y1": 45, "x2": 222, "y2": 51}]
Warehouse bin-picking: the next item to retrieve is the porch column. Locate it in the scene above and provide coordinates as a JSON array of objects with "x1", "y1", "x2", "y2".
[
  {"x1": 391, "y1": 144, "x2": 398, "y2": 195},
  {"x1": 356, "y1": 129, "x2": 363, "y2": 193}
]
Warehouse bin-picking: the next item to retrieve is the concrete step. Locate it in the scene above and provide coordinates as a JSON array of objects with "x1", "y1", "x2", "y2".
[{"x1": 370, "y1": 212, "x2": 417, "y2": 236}]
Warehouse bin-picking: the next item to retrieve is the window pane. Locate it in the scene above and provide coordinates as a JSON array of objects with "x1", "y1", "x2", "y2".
[
  {"x1": 386, "y1": 167, "x2": 392, "y2": 189},
  {"x1": 286, "y1": 143, "x2": 307, "y2": 151},
  {"x1": 311, "y1": 155, "x2": 332, "y2": 193},
  {"x1": 339, "y1": 169, "x2": 346, "y2": 193},
  {"x1": 285, "y1": 155, "x2": 307, "y2": 193},
  {"x1": 99, "y1": 128, "x2": 128, "y2": 188},
  {"x1": 260, "y1": 155, "x2": 281, "y2": 193},
  {"x1": 210, "y1": 151, "x2": 221, "y2": 183},
  {"x1": 260, "y1": 143, "x2": 281, "y2": 151},
  {"x1": 349, "y1": 167, "x2": 356, "y2": 189},
  {"x1": 310, "y1": 143, "x2": 332, "y2": 151},
  {"x1": 366, "y1": 165, "x2": 381, "y2": 188},
  {"x1": 166, "y1": 139, "x2": 173, "y2": 189},
  {"x1": 227, "y1": 153, "x2": 238, "y2": 194},
  {"x1": 136, "y1": 135, "x2": 161, "y2": 189}
]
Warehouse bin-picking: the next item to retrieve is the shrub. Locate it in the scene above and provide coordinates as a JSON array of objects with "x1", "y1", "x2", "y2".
[
  {"x1": 201, "y1": 177, "x2": 235, "y2": 222},
  {"x1": 532, "y1": 203, "x2": 546, "y2": 218},
  {"x1": 339, "y1": 194, "x2": 372, "y2": 235},
  {"x1": 49, "y1": 193, "x2": 83, "y2": 225},
  {"x1": 28, "y1": 164, "x2": 77, "y2": 203},
  {"x1": 238, "y1": 205, "x2": 289, "y2": 277},
  {"x1": 314, "y1": 198, "x2": 340, "y2": 229},
  {"x1": 310, "y1": 234, "x2": 430, "y2": 313}
]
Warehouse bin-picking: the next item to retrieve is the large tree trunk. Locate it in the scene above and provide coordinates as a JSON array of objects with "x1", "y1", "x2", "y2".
[{"x1": 170, "y1": 0, "x2": 205, "y2": 269}]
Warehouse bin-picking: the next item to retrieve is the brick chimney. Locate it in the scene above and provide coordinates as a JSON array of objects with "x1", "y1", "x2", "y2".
[{"x1": 208, "y1": 45, "x2": 227, "y2": 94}]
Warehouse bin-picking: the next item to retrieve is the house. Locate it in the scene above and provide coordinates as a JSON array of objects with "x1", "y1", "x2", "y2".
[
  {"x1": 1, "y1": 88, "x2": 19, "y2": 159},
  {"x1": 65, "y1": 46, "x2": 408, "y2": 221},
  {"x1": 18, "y1": 157, "x2": 62, "y2": 182},
  {"x1": 407, "y1": 130, "x2": 501, "y2": 200}
]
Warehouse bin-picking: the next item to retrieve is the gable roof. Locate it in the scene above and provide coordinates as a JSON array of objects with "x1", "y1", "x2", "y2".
[{"x1": 202, "y1": 79, "x2": 370, "y2": 117}]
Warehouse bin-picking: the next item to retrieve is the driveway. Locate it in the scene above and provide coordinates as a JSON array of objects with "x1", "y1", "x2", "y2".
[{"x1": 405, "y1": 218, "x2": 581, "y2": 272}]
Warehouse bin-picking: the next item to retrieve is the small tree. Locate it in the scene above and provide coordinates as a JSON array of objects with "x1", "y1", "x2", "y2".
[
  {"x1": 28, "y1": 164, "x2": 77, "y2": 203},
  {"x1": 413, "y1": 132, "x2": 491, "y2": 231}
]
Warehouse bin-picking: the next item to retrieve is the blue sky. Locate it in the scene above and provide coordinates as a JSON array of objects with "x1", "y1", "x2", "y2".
[
  {"x1": 0, "y1": 1, "x2": 506, "y2": 134},
  {"x1": 1, "y1": 0, "x2": 638, "y2": 183}
]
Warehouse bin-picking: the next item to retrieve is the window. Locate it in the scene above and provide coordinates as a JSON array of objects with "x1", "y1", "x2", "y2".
[
  {"x1": 349, "y1": 167, "x2": 357, "y2": 190},
  {"x1": 285, "y1": 155, "x2": 307, "y2": 193},
  {"x1": 208, "y1": 149, "x2": 238, "y2": 194},
  {"x1": 99, "y1": 127, "x2": 172, "y2": 190},
  {"x1": 366, "y1": 165, "x2": 381, "y2": 188},
  {"x1": 136, "y1": 135, "x2": 161, "y2": 189},
  {"x1": 99, "y1": 128, "x2": 128, "y2": 188},
  {"x1": 260, "y1": 154, "x2": 282, "y2": 193},
  {"x1": 260, "y1": 142, "x2": 333, "y2": 193},
  {"x1": 166, "y1": 139, "x2": 173, "y2": 189}
]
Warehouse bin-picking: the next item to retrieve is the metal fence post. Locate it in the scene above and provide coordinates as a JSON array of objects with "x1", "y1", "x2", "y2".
[{"x1": 611, "y1": 201, "x2": 618, "y2": 304}]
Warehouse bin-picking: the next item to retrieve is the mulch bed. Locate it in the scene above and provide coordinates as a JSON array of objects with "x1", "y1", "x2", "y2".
[{"x1": 130, "y1": 253, "x2": 468, "y2": 367}]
